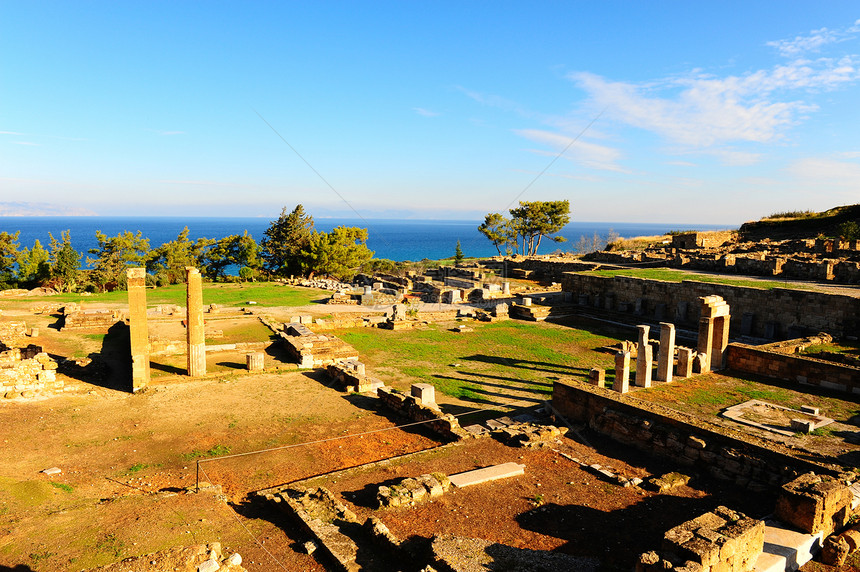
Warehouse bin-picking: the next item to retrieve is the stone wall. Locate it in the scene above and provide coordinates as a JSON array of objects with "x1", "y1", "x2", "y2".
[
  {"x1": 552, "y1": 380, "x2": 833, "y2": 491},
  {"x1": 561, "y1": 273, "x2": 860, "y2": 339},
  {"x1": 279, "y1": 324, "x2": 358, "y2": 368},
  {"x1": 376, "y1": 387, "x2": 469, "y2": 441},
  {"x1": 725, "y1": 343, "x2": 860, "y2": 393},
  {"x1": 0, "y1": 345, "x2": 62, "y2": 398}
]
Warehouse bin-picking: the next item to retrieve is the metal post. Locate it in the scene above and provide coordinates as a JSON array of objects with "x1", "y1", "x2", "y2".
[{"x1": 196, "y1": 460, "x2": 200, "y2": 492}]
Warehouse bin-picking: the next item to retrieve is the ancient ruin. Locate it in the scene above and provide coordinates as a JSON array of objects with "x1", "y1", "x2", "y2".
[
  {"x1": 186, "y1": 266, "x2": 206, "y2": 377},
  {"x1": 126, "y1": 267, "x2": 150, "y2": 391}
]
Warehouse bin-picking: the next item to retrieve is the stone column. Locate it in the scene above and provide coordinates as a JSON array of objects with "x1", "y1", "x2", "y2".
[
  {"x1": 636, "y1": 325, "x2": 652, "y2": 388},
  {"x1": 246, "y1": 351, "x2": 264, "y2": 372},
  {"x1": 126, "y1": 268, "x2": 150, "y2": 392},
  {"x1": 186, "y1": 267, "x2": 206, "y2": 377},
  {"x1": 613, "y1": 351, "x2": 630, "y2": 393},
  {"x1": 676, "y1": 348, "x2": 694, "y2": 378},
  {"x1": 697, "y1": 295, "x2": 731, "y2": 372},
  {"x1": 656, "y1": 322, "x2": 676, "y2": 383}
]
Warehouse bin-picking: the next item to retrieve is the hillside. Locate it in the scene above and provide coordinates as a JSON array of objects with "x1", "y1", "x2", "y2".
[{"x1": 738, "y1": 204, "x2": 860, "y2": 241}]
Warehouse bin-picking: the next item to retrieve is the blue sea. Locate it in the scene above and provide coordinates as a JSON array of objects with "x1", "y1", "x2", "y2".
[{"x1": 1, "y1": 217, "x2": 732, "y2": 265}]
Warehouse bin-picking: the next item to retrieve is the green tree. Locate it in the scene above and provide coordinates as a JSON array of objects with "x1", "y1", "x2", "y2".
[
  {"x1": 16, "y1": 239, "x2": 50, "y2": 287},
  {"x1": 837, "y1": 221, "x2": 859, "y2": 240},
  {"x1": 454, "y1": 240, "x2": 464, "y2": 265},
  {"x1": 0, "y1": 231, "x2": 20, "y2": 287},
  {"x1": 87, "y1": 230, "x2": 151, "y2": 292},
  {"x1": 303, "y1": 226, "x2": 374, "y2": 281},
  {"x1": 147, "y1": 227, "x2": 215, "y2": 285},
  {"x1": 48, "y1": 230, "x2": 82, "y2": 293},
  {"x1": 260, "y1": 205, "x2": 315, "y2": 277},
  {"x1": 477, "y1": 212, "x2": 515, "y2": 256},
  {"x1": 201, "y1": 231, "x2": 260, "y2": 281},
  {"x1": 508, "y1": 200, "x2": 570, "y2": 256}
]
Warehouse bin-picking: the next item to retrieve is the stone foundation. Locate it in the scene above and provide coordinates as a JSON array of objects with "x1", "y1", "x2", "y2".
[
  {"x1": 774, "y1": 473, "x2": 854, "y2": 536},
  {"x1": 0, "y1": 345, "x2": 62, "y2": 398},
  {"x1": 552, "y1": 380, "x2": 831, "y2": 491}
]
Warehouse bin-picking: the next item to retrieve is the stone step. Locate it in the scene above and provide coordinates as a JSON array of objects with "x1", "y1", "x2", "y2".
[
  {"x1": 754, "y1": 520, "x2": 823, "y2": 572},
  {"x1": 449, "y1": 462, "x2": 526, "y2": 488}
]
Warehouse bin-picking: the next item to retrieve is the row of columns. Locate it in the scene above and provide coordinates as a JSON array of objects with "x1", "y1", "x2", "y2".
[{"x1": 593, "y1": 296, "x2": 731, "y2": 394}]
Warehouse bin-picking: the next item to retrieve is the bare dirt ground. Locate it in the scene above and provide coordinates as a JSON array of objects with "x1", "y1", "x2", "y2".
[
  {"x1": 0, "y1": 282, "x2": 855, "y2": 571},
  {"x1": 0, "y1": 369, "x2": 441, "y2": 571}
]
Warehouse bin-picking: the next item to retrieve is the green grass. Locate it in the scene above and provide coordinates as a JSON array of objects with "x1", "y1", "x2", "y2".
[
  {"x1": 49, "y1": 482, "x2": 74, "y2": 493},
  {"x1": 181, "y1": 444, "x2": 232, "y2": 461},
  {"x1": 24, "y1": 281, "x2": 325, "y2": 307},
  {"x1": 126, "y1": 463, "x2": 148, "y2": 474},
  {"x1": 584, "y1": 268, "x2": 812, "y2": 291},
  {"x1": 335, "y1": 318, "x2": 620, "y2": 406}
]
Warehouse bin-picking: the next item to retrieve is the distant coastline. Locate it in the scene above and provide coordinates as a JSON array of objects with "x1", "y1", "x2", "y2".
[{"x1": 1, "y1": 216, "x2": 733, "y2": 263}]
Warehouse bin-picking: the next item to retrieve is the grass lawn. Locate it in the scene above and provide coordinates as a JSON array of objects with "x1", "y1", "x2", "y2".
[
  {"x1": 634, "y1": 371, "x2": 860, "y2": 425},
  {"x1": 17, "y1": 282, "x2": 325, "y2": 308},
  {"x1": 584, "y1": 268, "x2": 813, "y2": 291},
  {"x1": 333, "y1": 317, "x2": 623, "y2": 411}
]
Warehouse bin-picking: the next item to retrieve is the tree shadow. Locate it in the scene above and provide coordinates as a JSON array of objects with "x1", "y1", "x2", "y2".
[
  {"x1": 0, "y1": 566, "x2": 37, "y2": 572},
  {"x1": 46, "y1": 312, "x2": 63, "y2": 331}
]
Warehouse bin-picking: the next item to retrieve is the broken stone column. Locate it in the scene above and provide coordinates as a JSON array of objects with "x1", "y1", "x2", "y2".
[
  {"x1": 656, "y1": 322, "x2": 675, "y2": 383},
  {"x1": 613, "y1": 351, "x2": 630, "y2": 393},
  {"x1": 676, "y1": 348, "x2": 694, "y2": 378},
  {"x1": 126, "y1": 268, "x2": 150, "y2": 392},
  {"x1": 635, "y1": 325, "x2": 652, "y2": 388},
  {"x1": 697, "y1": 295, "x2": 731, "y2": 372},
  {"x1": 588, "y1": 367, "x2": 606, "y2": 388},
  {"x1": 186, "y1": 267, "x2": 206, "y2": 377},
  {"x1": 246, "y1": 351, "x2": 264, "y2": 372},
  {"x1": 502, "y1": 281, "x2": 511, "y2": 295}
]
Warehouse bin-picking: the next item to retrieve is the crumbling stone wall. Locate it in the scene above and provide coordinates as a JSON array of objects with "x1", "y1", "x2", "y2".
[
  {"x1": 0, "y1": 345, "x2": 62, "y2": 398},
  {"x1": 62, "y1": 305, "x2": 123, "y2": 331},
  {"x1": 552, "y1": 380, "x2": 831, "y2": 491},
  {"x1": 726, "y1": 343, "x2": 860, "y2": 393},
  {"x1": 561, "y1": 273, "x2": 860, "y2": 339},
  {"x1": 377, "y1": 387, "x2": 469, "y2": 441}
]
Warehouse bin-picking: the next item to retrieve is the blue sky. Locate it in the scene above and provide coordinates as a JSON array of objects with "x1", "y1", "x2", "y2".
[{"x1": 2, "y1": 2, "x2": 859, "y2": 224}]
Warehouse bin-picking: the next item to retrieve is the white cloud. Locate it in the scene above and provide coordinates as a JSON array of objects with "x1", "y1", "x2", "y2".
[
  {"x1": 767, "y1": 20, "x2": 860, "y2": 57},
  {"x1": 413, "y1": 107, "x2": 440, "y2": 117},
  {"x1": 513, "y1": 128, "x2": 627, "y2": 172},
  {"x1": 13, "y1": 141, "x2": 40, "y2": 146}
]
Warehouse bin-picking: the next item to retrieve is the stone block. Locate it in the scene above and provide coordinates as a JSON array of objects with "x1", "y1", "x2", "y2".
[
  {"x1": 774, "y1": 473, "x2": 852, "y2": 536},
  {"x1": 588, "y1": 367, "x2": 606, "y2": 388},
  {"x1": 411, "y1": 383, "x2": 436, "y2": 406}
]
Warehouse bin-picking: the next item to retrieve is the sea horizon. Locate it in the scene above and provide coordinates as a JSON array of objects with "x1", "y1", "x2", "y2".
[{"x1": 1, "y1": 216, "x2": 734, "y2": 263}]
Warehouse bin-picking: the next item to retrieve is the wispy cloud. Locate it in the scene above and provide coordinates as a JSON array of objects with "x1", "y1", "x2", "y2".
[
  {"x1": 413, "y1": 107, "x2": 440, "y2": 117},
  {"x1": 0, "y1": 131, "x2": 23, "y2": 135},
  {"x1": 514, "y1": 128, "x2": 627, "y2": 172},
  {"x1": 767, "y1": 20, "x2": 860, "y2": 57},
  {"x1": 13, "y1": 141, "x2": 40, "y2": 146},
  {"x1": 563, "y1": 20, "x2": 860, "y2": 160}
]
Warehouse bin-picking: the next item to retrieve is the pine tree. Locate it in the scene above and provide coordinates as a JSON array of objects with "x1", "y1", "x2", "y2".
[
  {"x1": 260, "y1": 205, "x2": 315, "y2": 277},
  {"x1": 454, "y1": 240, "x2": 464, "y2": 265}
]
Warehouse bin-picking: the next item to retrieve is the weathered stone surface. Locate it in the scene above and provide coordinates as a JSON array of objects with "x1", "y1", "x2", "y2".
[
  {"x1": 774, "y1": 473, "x2": 853, "y2": 536},
  {"x1": 822, "y1": 534, "x2": 849, "y2": 566}
]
